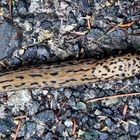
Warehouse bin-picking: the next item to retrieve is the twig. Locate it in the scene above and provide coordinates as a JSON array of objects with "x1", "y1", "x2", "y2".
[
  {"x1": 86, "y1": 15, "x2": 91, "y2": 30},
  {"x1": 86, "y1": 92, "x2": 140, "y2": 103},
  {"x1": 123, "y1": 104, "x2": 128, "y2": 118},
  {"x1": 72, "y1": 117, "x2": 76, "y2": 135},
  {"x1": 118, "y1": 21, "x2": 134, "y2": 27},
  {"x1": 13, "y1": 119, "x2": 22, "y2": 140},
  {"x1": 69, "y1": 31, "x2": 88, "y2": 35},
  {"x1": 8, "y1": 0, "x2": 12, "y2": 20},
  {"x1": 96, "y1": 21, "x2": 134, "y2": 42},
  {"x1": 14, "y1": 115, "x2": 27, "y2": 120},
  {"x1": 13, "y1": 115, "x2": 27, "y2": 140}
]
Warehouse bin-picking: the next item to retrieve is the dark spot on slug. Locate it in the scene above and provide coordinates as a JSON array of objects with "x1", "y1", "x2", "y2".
[
  {"x1": 118, "y1": 65, "x2": 123, "y2": 71},
  {"x1": 81, "y1": 78, "x2": 96, "y2": 81},
  {"x1": 16, "y1": 76, "x2": 24, "y2": 79},
  {"x1": 132, "y1": 69, "x2": 136, "y2": 75},
  {"x1": 103, "y1": 65, "x2": 110, "y2": 72},
  {"x1": 83, "y1": 69, "x2": 90, "y2": 71},
  {"x1": 110, "y1": 62, "x2": 114, "y2": 65},
  {"x1": 102, "y1": 73, "x2": 107, "y2": 76},
  {"x1": 121, "y1": 73, "x2": 125, "y2": 77},
  {"x1": 51, "y1": 81, "x2": 56, "y2": 83},
  {"x1": 0, "y1": 79, "x2": 13, "y2": 83},
  {"x1": 0, "y1": 72, "x2": 10, "y2": 77},
  {"x1": 113, "y1": 61, "x2": 117, "y2": 64},
  {"x1": 133, "y1": 59, "x2": 136, "y2": 65},
  {"x1": 53, "y1": 65, "x2": 60, "y2": 68},
  {"x1": 15, "y1": 83, "x2": 26, "y2": 87},
  {"x1": 60, "y1": 64, "x2": 67, "y2": 67},
  {"x1": 66, "y1": 70, "x2": 73, "y2": 73},
  {"x1": 127, "y1": 54, "x2": 131, "y2": 57},
  {"x1": 128, "y1": 63, "x2": 131, "y2": 67},
  {"x1": 65, "y1": 79, "x2": 77, "y2": 83},
  {"x1": 132, "y1": 69, "x2": 135, "y2": 72},
  {"x1": 31, "y1": 82, "x2": 38, "y2": 85},
  {"x1": 50, "y1": 71, "x2": 58, "y2": 76},
  {"x1": 99, "y1": 62, "x2": 103, "y2": 66},
  {"x1": 73, "y1": 69, "x2": 89, "y2": 73},
  {"x1": 30, "y1": 74, "x2": 42, "y2": 77},
  {"x1": 2, "y1": 85, "x2": 11, "y2": 89},
  {"x1": 118, "y1": 58, "x2": 123, "y2": 62},
  {"x1": 136, "y1": 57, "x2": 140, "y2": 60},
  {"x1": 59, "y1": 79, "x2": 77, "y2": 84},
  {"x1": 126, "y1": 58, "x2": 131, "y2": 61}
]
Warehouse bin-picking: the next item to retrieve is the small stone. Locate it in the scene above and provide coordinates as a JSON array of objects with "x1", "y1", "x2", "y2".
[
  {"x1": 57, "y1": 124, "x2": 65, "y2": 133},
  {"x1": 41, "y1": 20, "x2": 53, "y2": 30},
  {"x1": 103, "y1": 109, "x2": 113, "y2": 115},
  {"x1": 0, "y1": 21, "x2": 22, "y2": 59},
  {"x1": 82, "y1": 116, "x2": 88, "y2": 124},
  {"x1": 17, "y1": 1, "x2": 28, "y2": 16},
  {"x1": 89, "y1": 89, "x2": 96, "y2": 95},
  {"x1": 44, "y1": 132, "x2": 53, "y2": 140},
  {"x1": 36, "y1": 123, "x2": 45, "y2": 136},
  {"x1": 7, "y1": 89, "x2": 31, "y2": 106},
  {"x1": 94, "y1": 109, "x2": 102, "y2": 116},
  {"x1": 118, "y1": 135, "x2": 130, "y2": 140},
  {"x1": 78, "y1": 18, "x2": 86, "y2": 26},
  {"x1": 78, "y1": 129, "x2": 84, "y2": 137},
  {"x1": 18, "y1": 48, "x2": 25, "y2": 55},
  {"x1": 0, "y1": 118, "x2": 14, "y2": 134},
  {"x1": 51, "y1": 90, "x2": 59, "y2": 100},
  {"x1": 68, "y1": 96, "x2": 76, "y2": 108},
  {"x1": 60, "y1": 24, "x2": 77, "y2": 33},
  {"x1": 37, "y1": 46, "x2": 50, "y2": 61},
  {"x1": 9, "y1": 57, "x2": 22, "y2": 66},
  {"x1": 64, "y1": 89, "x2": 72, "y2": 98},
  {"x1": 64, "y1": 109, "x2": 71, "y2": 118},
  {"x1": 129, "y1": 120, "x2": 140, "y2": 136},
  {"x1": 64, "y1": 119, "x2": 73, "y2": 127},
  {"x1": 105, "y1": 118, "x2": 113, "y2": 127},
  {"x1": 129, "y1": 98, "x2": 140, "y2": 110},
  {"x1": 85, "y1": 129, "x2": 99, "y2": 140},
  {"x1": 62, "y1": 130, "x2": 69, "y2": 137},
  {"x1": 99, "y1": 132, "x2": 109, "y2": 140},
  {"x1": 35, "y1": 110, "x2": 55, "y2": 123},
  {"x1": 50, "y1": 99, "x2": 57, "y2": 110},
  {"x1": 0, "y1": 106, "x2": 5, "y2": 119},
  {"x1": 42, "y1": 90, "x2": 49, "y2": 95},
  {"x1": 73, "y1": 91, "x2": 80, "y2": 97},
  {"x1": 26, "y1": 121, "x2": 37, "y2": 137},
  {"x1": 76, "y1": 102, "x2": 87, "y2": 110},
  {"x1": 94, "y1": 123, "x2": 101, "y2": 129},
  {"x1": 102, "y1": 98, "x2": 119, "y2": 106}
]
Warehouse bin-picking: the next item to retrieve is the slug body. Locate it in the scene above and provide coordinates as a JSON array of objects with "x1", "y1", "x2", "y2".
[{"x1": 0, "y1": 53, "x2": 140, "y2": 92}]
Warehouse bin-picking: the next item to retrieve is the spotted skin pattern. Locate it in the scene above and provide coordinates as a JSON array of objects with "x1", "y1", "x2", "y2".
[{"x1": 0, "y1": 53, "x2": 140, "y2": 92}]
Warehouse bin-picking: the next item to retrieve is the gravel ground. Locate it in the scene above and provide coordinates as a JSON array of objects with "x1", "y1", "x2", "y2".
[{"x1": 0, "y1": 0, "x2": 140, "y2": 139}]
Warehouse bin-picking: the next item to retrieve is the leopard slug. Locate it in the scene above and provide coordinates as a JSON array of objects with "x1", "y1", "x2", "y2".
[{"x1": 0, "y1": 53, "x2": 140, "y2": 92}]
